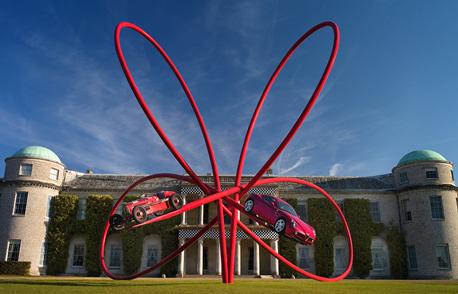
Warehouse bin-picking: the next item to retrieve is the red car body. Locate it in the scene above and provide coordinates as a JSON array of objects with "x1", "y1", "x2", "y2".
[
  {"x1": 244, "y1": 194, "x2": 316, "y2": 245},
  {"x1": 110, "y1": 191, "x2": 183, "y2": 230}
]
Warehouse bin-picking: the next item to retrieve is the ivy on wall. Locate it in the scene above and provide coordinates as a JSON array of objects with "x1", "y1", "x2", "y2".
[
  {"x1": 385, "y1": 223, "x2": 407, "y2": 279},
  {"x1": 307, "y1": 198, "x2": 337, "y2": 277},
  {"x1": 85, "y1": 195, "x2": 113, "y2": 276},
  {"x1": 279, "y1": 198, "x2": 298, "y2": 278},
  {"x1": 46, "y1": 194, "x2": 79, "y2": 275},
  {"x1": 343, "y1": 198, "x2": 373, "y2": 278}
]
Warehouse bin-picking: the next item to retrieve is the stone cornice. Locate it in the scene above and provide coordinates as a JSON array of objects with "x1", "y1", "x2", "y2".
[{"x1": 0, "y1": 179, "x2": 61, "y2": 190}]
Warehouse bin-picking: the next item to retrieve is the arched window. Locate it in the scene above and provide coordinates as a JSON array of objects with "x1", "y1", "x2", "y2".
[{"x1": 370, "y1": 237, "x2": 390, "y2": 276}]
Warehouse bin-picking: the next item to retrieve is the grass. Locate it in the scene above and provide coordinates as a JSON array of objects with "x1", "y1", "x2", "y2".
[{"x1": 1, "y1": 276, "x2": 458, "y2": 294}]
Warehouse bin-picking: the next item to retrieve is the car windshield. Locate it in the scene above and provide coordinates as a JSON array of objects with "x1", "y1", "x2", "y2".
[
  {"x1": 277, "y1": 201, "x2": 298, "y2": 216},
  {"x1": 263, "y1": 195, "x2": 276, "y2": 204}
]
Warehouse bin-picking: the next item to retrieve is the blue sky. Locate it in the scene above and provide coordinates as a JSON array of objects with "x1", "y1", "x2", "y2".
[{"x1": 0, "y1": 0, "x2": 457, "y2": 177}]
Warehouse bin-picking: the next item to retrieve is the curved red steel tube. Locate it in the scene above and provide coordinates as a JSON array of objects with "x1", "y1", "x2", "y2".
[
  {"x1": 102, "y1": 21, "x2": 353, "y2": 284},
  {"x1": 228, "y1": 21, "x2": 340, "y2": 282},
  {"x1": 114, "y1": 22, "x2": 228, "y2": 282}
]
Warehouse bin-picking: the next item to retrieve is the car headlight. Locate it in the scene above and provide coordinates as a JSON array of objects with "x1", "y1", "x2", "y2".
[
  {"x1": 312, "y1": 228, "x2": 316, "y2": 236},
  {"x1": 291, "y1": 220, "x2": 296, "y2": 228}
]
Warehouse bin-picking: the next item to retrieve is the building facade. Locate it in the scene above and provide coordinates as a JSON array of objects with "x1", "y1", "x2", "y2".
[{"x1": 0, "y1": 146, "x2": 456, "y2": 278}]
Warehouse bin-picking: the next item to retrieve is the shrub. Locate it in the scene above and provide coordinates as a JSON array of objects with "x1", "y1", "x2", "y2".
[{"x1": 0, "y1": 261, "x2": 31, "y2": 275}]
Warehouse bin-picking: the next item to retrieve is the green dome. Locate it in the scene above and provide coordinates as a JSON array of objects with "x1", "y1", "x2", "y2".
[
  {"x1": 12, "y1": 146, "x2": 62, "y2": 163},
  {"x1": 398, "y1": 150, "x2": 447, "y2": 166}
]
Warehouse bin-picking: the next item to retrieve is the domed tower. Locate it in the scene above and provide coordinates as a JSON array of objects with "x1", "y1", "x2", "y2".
[
  {"x1": 0, "y1": 146, "x2": 65, "y2": 275},
  {"x1": 393, "y1": 150, "x2": 457, "y2": 278}
]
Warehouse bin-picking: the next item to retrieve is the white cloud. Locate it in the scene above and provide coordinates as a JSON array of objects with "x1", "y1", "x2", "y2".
[{"x1": 329, "y1": 163, "x2": 343, "y2": 176}]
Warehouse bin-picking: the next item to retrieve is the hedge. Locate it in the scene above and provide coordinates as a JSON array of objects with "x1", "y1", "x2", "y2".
[
  {"x1": 46, "y1": 194, "x2": 79, "y2": 275},
  {"x1": 0, "y1": 261, "x2": 30, "y2": 275}
]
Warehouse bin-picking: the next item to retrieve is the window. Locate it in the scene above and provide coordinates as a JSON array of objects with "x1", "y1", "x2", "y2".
[
  {"x1": 407, "y1": 246, "x2": 418, "y2": 270},
  {"x1": 298, "y1": 247, "x2": 310, "y2": 269},
  {"x1": 50, "y1": 168, "x2": 59, "y2": 181},
  {"x1": 371, "y1": 247, "x2": 387, "y2": 271},
  {"x1": 203, "y1": 204, "x2": 209, "y2": 224},
  {"x1": 436, "y1": 244, "x2": 451, "y2": 270},
  {"x1": 77, "y1": 199, "x2": 86, "y2": 220},
  {"x1": 13, "y1": 192, "x2": 28, "y2": 215},
  {"x1": 39, "y1": 242, "x2": 48, "y2": 266},
  {"x1": 146, "y1": 246, "x2": 158, "y2": 267},
  {"x1": 45, "y1": 196, "x2": 53, "y2": 220},
  {"x1": 399, "y1": 172, "x2": 408, "y2": 184},
  {"x1": 336, "y1": 200, "x2": 345, "y2": 222},
  {"x1": 369, "y1": 202, "x2": 381, "y2": 223},
  {"x1": 297, "y1": 203, "x2": 307, "y2": 221},
  {"x1": 19, "y1": 164, "x2": 32, "y2": 176},
  {"x1": 426, "y1": 167, "x2": 438, "y2": 179},
  {"x1": 248, "y1": 247, "x2": 254, "y2": 271},
  {"x1": 452, "y1": 170, "x2": 455, "y2": 182},
  {"x1": 72, "y1": 244, "x2": 85, "y2": 267},
  {"x1": 277, "y1": 201, "x2": 297, "y2": 216},
  {"x1": 203, "y1": 246, "x2": 208, "y2": 271},
  {"x1": 6, "y1": 240, "x2": 21, "y2": 262},
  {"x1": 109, "y1": 244, "x2": 121, "y2": 268},
  {"x1": 334, "y1": 247, "x2": 347, "y2": 270},
  {"x1": 430, "y1": 196, "x2": 444, "y2": 220},
  {"x1": 401, "y1": 199, "x2": 412, "y2": 222}
]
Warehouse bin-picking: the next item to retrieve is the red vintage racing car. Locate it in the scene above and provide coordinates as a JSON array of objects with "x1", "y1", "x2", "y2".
[
  {"x1": 110, "y1": 191, "x2": 183, "y2": 230},
  {"x1": 244, "y1": 194, "x2": 316, "y2": 245}
]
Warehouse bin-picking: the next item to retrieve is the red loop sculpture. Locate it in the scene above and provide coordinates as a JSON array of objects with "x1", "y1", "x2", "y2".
[{"x1": 100, "y1": 21, "x2": 353, "y2": 283}]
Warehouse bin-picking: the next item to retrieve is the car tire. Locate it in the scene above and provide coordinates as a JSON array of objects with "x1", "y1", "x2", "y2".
[
  {"x1": 170, "y1": 194, "x2": 183, "y2": 210},
  {"x1": 274, "y1": 218, "x2": 286, "y2": 233},
  {"x1": 244, "y1": 199, "x2": 254, "y2": 213},
  {"x1": 133, "y1": 206, "x2": 148, "y2": 223},
  {"x1": 110, "y1": 214, "x2": 125, "y2": 230}
]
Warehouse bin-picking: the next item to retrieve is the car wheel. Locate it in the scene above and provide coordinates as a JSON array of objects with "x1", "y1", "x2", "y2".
[
  {"x1": 274, "y1": 218, "x2": 286, "y2": 233},
  {"x1": 110, "y1": 214, "x2": 125, "y2": 230},
  {"x1": 133, "y1": 206, "x2": 148, "y2": 223},
  {"x1": 244, "y1": 199, "x2": 254, "y2": 213},
  {"x1": 170, "y1": 194, "x2": 184, "y2": 210}
]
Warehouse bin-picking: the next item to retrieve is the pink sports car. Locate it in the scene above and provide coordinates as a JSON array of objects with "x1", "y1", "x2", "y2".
[{"x1": 243, "y1": 194, "x2": 316, "y2": 245}]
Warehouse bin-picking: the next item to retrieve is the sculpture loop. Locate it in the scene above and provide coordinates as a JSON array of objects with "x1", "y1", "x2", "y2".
[{"x1": 100, "y1": 21, "x2": 353, "y2": 284}]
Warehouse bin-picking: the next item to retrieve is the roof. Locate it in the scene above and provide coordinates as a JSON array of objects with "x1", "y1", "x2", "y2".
[
  {"x1": 63, "y1": 174, "x2": 180, "y2": 191},
  {"x1": 397, "y1": 150, "x2": 448, "y2": 167},
  {"x1": 11, "y1": 146, "x2": 62, "y2": 164},
  {"x1": 63, "y1": 173, "x2": 395, "y2": 192},
  {"x1": 279, "y1": 174, "x2": 395, "y2": 191}
]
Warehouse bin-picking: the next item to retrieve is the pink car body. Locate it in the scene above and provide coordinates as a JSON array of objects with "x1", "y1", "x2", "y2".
[{"x1": 244, "y1": 194, "x2": 316, "y2": 245}]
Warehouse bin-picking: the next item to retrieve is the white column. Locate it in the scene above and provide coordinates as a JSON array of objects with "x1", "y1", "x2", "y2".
[
  {"x1": 178, "y1": 239, "x2": 185, "y2": 277},
  {"x1": 235, "y1": 239, "x2": 241, "y2": 275},
  {"x1": 253, "y1": 241, "x2": 260, "y2": 276},
  {"x1": 181, "y1": 196, "x2": 187, "y2": 225},
  {"x1": 216, "y1": 239, "x2": 221, "y2": 275},
  {"x1": 199, "y1": 196, "x2": 204, "y2": 225},
  {"x1": 270, "y1": 239, "x2": 279, "y2": 276},
  {"x1": 197, "y1": 238, "x2": 203, "y2": 275}
]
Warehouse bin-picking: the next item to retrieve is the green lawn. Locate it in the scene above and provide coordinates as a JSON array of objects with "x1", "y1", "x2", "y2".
[{"x1": 1, "y1": 277, "x2": 458, "y2": 294}]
